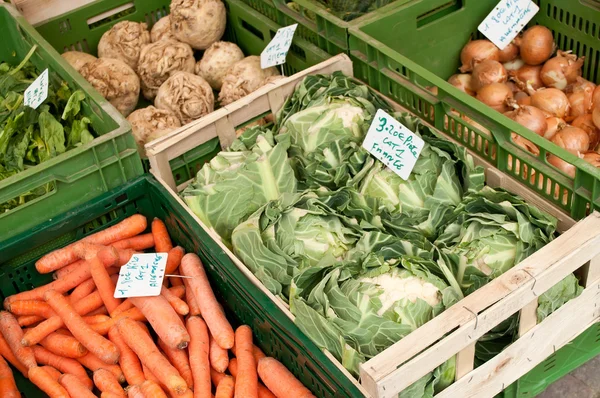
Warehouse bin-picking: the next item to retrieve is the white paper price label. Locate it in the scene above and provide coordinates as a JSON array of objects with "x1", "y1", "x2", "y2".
[
  {"x1": 261, "y1": 24, "x2": 298, "y2": 69},
  {"x1": 478, "y1": 0, "x2": 539, "y2": 50},
  {"x1": 363, "y1": 109, "x2": 424, "y2": 180},
  {"x1": 114, "y1": 253, "x2": 168, "y2": 298},
  {"x1": 24, "y1": 69, "x2": 49, "y2": 110}
]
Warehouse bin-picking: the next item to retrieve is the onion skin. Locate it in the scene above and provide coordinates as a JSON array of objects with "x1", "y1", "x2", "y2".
[
  {"x1": 567, "y1": 77, "x2": 596, "y2": 94},
  {"x1": 505, "y1": 105, "x2": 548, "y2": 136},
  {"x1": 472, "y1": 60, "x2": 507, "y2": 92},
  {"x1": 460, "y1": 40, "x2": 500, "y2": 72},
  {"x1": 543, "y1": 117, "x2": 566, "y2": 140},
  {"x1": 572, "y1": 114, "x2": 600, "y2": 149},
  {"x1": 548, "y1": 154, "x2": 577, "y2": 178},
  {"x1": 531, "y1": 88, "x2": 570, "y2": 118},
  {"x1": 512, "y1": 132, "x2": 540, "y2": 156},
  {"x1": 593, "y1": 106, "x2": 600, "y2": 131},
  {"x1": 568, "y1": 89, "x2": 593, "y2": 120},
  {"x1": 593, "y1": 86, "x2": 600, "y2": 108},
  {"x1": 550, "y1": 126, "x2": 590, "y2": 152},
  {"x1": 540, "y1": 51, "x2": 584, "y2": 90},
  {"x1": 448, "y1": 74, "x2": 475, "y2": 96},
  {"x1": 498, "y1": 42, "x2": 519, "y2": 63},
  {"x1": 520, "y1": 25, "x2": 555, "y2": 66},
  {"x1": 583, "y1": 152, "x2": 600, "y2": 167},
  {"x1": 503, "y1": 58, "x2": 525, "y2": 71},
  {"x1": 477, "y1": 83, "x2": 514, "y2": 113},
  {"x1": 509, "y1": 65, "x2": 543, "y2": 91}
]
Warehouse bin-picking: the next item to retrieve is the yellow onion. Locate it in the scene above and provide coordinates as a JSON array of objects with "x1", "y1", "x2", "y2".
[
  {"x1": 477, "y1": 83, "x2": 514, "y2": 113},
  {"x1": 448, "y1": 74, "x2": 475, "y2": 96},
  {"x1": 567, "y1": 88, "x2": 593, "y2": 119},
  {"x1": 531, "y1": 88, "x2": 570, "y2": 118},
  {"x1": 516, "y1": 94, "x2": 532, "y2": 106},
  {"x1": 520, "y1": 25, "x2": 555, "y2": 66},
  {"x1": 593, "y1": 106, "x2": 600, "y2": 130},
  {"x1": 583, "y1": 152, "x2": 600, "y2": 167},
  {"x1": 543, "y1": 116, "x2": 566, "y2": 140},
  {"x1": 567, "y1": 77, "x2": 596, "y2": 94},
  {"x1": 504, "y1": 104, "x2": 548, "y2": 136},
  {"x1": 498, "y1": 42, "x2": 519, "y2": 63},
  {"x1": 548, "y1": 154, "x2": 577, "y2": 178},
  {"x1": 550, "y1": 126, "x2": 590, "y2": 152},
  {"x1": 503, "y1": 58, "x2": 525, "y2": 71},
  {"x1": 512, "y1": 132, "x2": 539, "y2": 156},
  {"x1": 593, "y1": 86, "x2": 600, "y2": 108},
  {"x1": 540, "y1": 51, "x2": 585, "y2": 90},
  {"x1": 509, "y1": 65, "x2": 543, "y2": 92},
  {"x1": 472, "y1": 60, "x2": 508, "y2": 91},
  {"x1": 460, "y1": 40, "x2": 500, "y2": 72},
  {"x1": 572, "y1": 114, "x2": 600, "y2": 149},
  {"x1": 427, "y1": 86, "x2": 439, "y2": 96}
]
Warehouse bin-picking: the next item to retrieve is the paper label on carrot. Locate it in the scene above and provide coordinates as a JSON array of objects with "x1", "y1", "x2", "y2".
[{"x1": 114, "y1": 253, "x2": 168, "y2": 298}]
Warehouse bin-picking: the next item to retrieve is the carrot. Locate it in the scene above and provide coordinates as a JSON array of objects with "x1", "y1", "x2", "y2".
[
  {"x1": 152, "y1": 218, "x2": 173, "y2": 253},
  {"x1": 183, "y1": 278, "x2": 201, "y2": 316},
  {"x1": 129, "y1": 295, "x2": 189, "y2": 349},
  {"x1": 143, "y1": 361, "x2": 160, "y2": 382},
  {"x1": 88, "y1": 307, "x2": 146, "y2": 335},
  {"x1": 216, "y1": 375, "x2": 235, "y2": 398},
  {"x1": 44, "y1": 290, "x2": 120, "y2": 364},
  {"x1": 40, "y1": 366, "x2": 61, "y2": 381},
  {"x1": 111, "y1": 299, "x2": 134, "y2": 316},
  {"x1": 181, "y1": 254, "x2": 234, "y2": 350},
  {"x1": 94, "y1": 368, "x2": 126, "y2": 397},
  {"x1": 116, "y1": 318, "x2": 187, "y2": 395},
  {"x1": 234, "y1": 326, "x2": 258, "y2": 398},
  {"x1": 108, "y1": 326, "x2": 144, "y2": 386},
  {"x1": 18, "y1": 315, "x2": 44, "y2": 327},
  {"x1": 140, "y1": 380, "x2": 169, "y2": 398},
  {"x1": 165, "y1": 246, "x2": 185, "y2": 276},
  {"x1": 231, "y1": 344, "x2": 266, "y2": 365},
  {"x1": 158, "y1": 338, "x2": 194, "y2": 389},
  {"x1": 28, "y1": 366, "x2": 69, "y2": 398},
  {"x1": 228, "y1": 359, "x2": 275, "y2": 398},
  {"x1": 0, "y1": 356, "x2": 20, "y2": 398},
  {"x1": 161, "y1": 285, "x2": 189, "y2": 316},
  {"x1": 103, "y1": 392, "x2": 130, "y2": 398},
  {"x1": 59, "y1": 373, "x2": 96, "y2": 398},
  {"x1": 32, "y1": 345, "x2": 92, "y2": 389},
  {"x1": 84, "y1": 314, "x2": 111, "y2": 325},
  {"x1": 127, "y1": 384, "x2": 145, "y2": 398},
  {"x1": 77, "y1": 352, "x2": 125, "y2": 383},
  {"x1": 6, "y1": 300, "x2": 53, "y2": 317},
  {"x1": 169, "y1": 271, "x2": 185, "y2": 287},
  {"x1": 40, "y1": 332, "x2": 88, "y2": 358},
  {"x1": 89, "y1": 248, "x2": 122, "y2": 315},
  {"x1": 0, "y1": 333, "x2": 28, "y2": 377},
  {"x1": 86, "y1": 306, "x2": 109, "y2": 316},
  {"x1": 0, "y1": 311, "x2": 36, "y2": 369},
  {"x1": 187, "y1": 316, "x2": 211, "y2": 398},
  {"x1": 35, "y1": 214, "x2": 147, "y2": 274},
  {"x1": 257, "y1": 358, "x2": 314, "y2": 398},
  {"x1": 112, "y1": 233, "x2": 155, "y2": 251},
  {"x1": 117, "y1": 249, "x2": 138, "y2": 266},
  {"x1": 210, "y1": 334, "x2": 229, "y2": 373},
  {"x1": 69, "y1": 278, "x2": 97, "y2": 302},
  {"x1": 211, "y1": 368, "x2": 228, "y2": 386},
  {"x1": 53, "y1": 259, "x2": 84, "y2": 280},
  {"x1": 22, "y1": 290, "x2": 104, "y2": 346}
]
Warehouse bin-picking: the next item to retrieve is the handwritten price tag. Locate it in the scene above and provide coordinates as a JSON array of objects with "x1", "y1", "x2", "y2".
[
  {"x1": 363, "y1": 109, "x2": 424, "y2": 180},
  {"x1": 478, "y1": 0, "x2": 539, "y2": 50},
  {"x1": 261, "y1": 24, "x2": 298, "y2": 69},
  {"x1": 114, "y1": 253, "x2": 168, "y2": 298},
  {"x1": 24, "y1": 69, "x2": 49, "y2": 110}
]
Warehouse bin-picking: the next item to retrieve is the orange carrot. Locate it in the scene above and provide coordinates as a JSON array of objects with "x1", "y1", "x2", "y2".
[
  {"x1": 161, "y1": 285, "x2": 189, "y2": 316},
  {"x1": 112, "y1": 233, "x2": 155, "y2": 251},
  {"x1": 164, "y1": 247, "x2": 185, "y2": 276},
  {"x1": 158, "y1": 338, "x2": 194, "y2": 389},
  {"x1": 89, "y1": 248, "x2": 122, "y2": 315},
  {"x1": 86, "y1": 306, "x2": 109, "y2": 316},
  {"x1": 211, "y1": 368, "x2": 228, "y2": 386},
  {"x1": 183, "y1": 278, "x2": 201, "y2": 316},
  {"x1": 234, "y1": 326, "x2": 258, "y2": 398},
  {"x1": 0, "y1": 356, "x2": 20, "y2": 398},
  {"x1": 103, "y1": 392, "x2": 130, "y2": 398},
  {"x1": 40, "y1": 332, "x2": 88, "y2": 358},
  {"x1": 140, "y1": 380, "x2": 169, "y2": 398},
  {"x1": 0, "y1": 311, "x2": 36, "y2": 369},
  {"x1": 44, "y1": 290, "x2": 120, "y2": 364},
  {"x1": 215, "y1": 375, "x2": 235, "y2": 398},
  {"x1": 40, "y1": 366, "x2": 61, "y2": 381},
  {"x1": 28, "y1": 366, "x2": 69, "y2": 398},
  {"x1": 143, "y1": 361, "x2": 160, "y2": 383},
  {"x1": 229, "y1": 359, "x2": 275, "y2": 398},
  {"x1": 210, "y1": 334, "x2": 229, "y2": 373},
  {"x1": 231, "y1": 344, "x2": 266, "y2": 365},
  {"x1": 127, "y1": 384, "x2": 145, "y2": 398},
  {"x1": 128, "y1": 295, "x2": 189, "y2": 349},
  {"x1": 69, "y1": 278, "x2": 97, "y2": 302},
  {"x1": 108, "y1": 326, "x2": 144, "y2": 386},
  {"x1": 117, "y1": 249, "x2": 138, "y2": 266},
  {"x1": 59, "y1": 373, "x2": 96, "y2": 398},
  {"x1": 111, "y1": 299, "x2": 134, "y2": 316},
  {"x1": 77, "y1": 352, "x2": 125, "y2": 383},
  {"x1": 116, "y1": 318, "x2": 187, "y2": 395},
  {"x1": 32, "y1": 346, "x2": 92, "y2": 390},
  {"x1": 257, "y1": 358, "x2": 314, "y2": 398},
  {"x1": 181, "y1": 254, "x2": 234, "y2": 350},
  {"x1": 22, "y1": 291, "x2": 104, "y2": 346},
  {"x1": 53, "y1": 259, "x2": 85, "y2": 280},
  {"x1": 35, "y1": 214, "x2": 147, "y2": 273},
  {"x1": 88, "y1": 307, "x2": 146, "y2": 336},
  {"x1": 84, "y1": 314, "x2": 111, "y2": 325},
  {"x1": 18, "y1": 315, "x2": 44, "y2": 327},
  {"x1": 169, "y1": 270, "x2": 185, "y2": 287},
  {"x1": 6, "y1": 300, "x2": 53, "y2": 317},
  {"x1": 152, "y1": 218, "x2": 173, "y2": 253},
  {"x1": 94, "y1": 368, "x2": 126, "y2": 396},
  {"x1": 0, "y1": 333, "x2": 28, "y2": 377},
  {"x1": 187, "y1": 316, "x2": 211, "y2": 398}
]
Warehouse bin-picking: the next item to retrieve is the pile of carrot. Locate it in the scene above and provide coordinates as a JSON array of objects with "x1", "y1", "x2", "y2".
[{"x1": 0, "y1": 214, "x2": 315, "y2": 398}]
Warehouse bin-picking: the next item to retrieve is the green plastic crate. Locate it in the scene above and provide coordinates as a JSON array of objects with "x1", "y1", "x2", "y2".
[
  {"x1": 0, "y1": 3, "x2": 143, "y2": 242},
  {"x1": 349, "y1": 0, "x2": 600, "y2": 221},
  {"x1": 0, "y1": 174, "x2": 364, "y2": 397},
  {"x1": 33, "y1": 0, "x2": 330, "y2": 186}
]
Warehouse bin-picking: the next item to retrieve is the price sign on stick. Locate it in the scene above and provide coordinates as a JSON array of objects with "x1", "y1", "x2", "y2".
[
  {"x1": 261, "y1": 24, "x2": 298, "y2": 69},
  {"x1": 478, "y1": 0, "x2": 539, "y2": 50},
  {"x1": 363, "y1": 109, "x2": 424, "y2": 180},
  {"x1": 114, "y1": 253, "x2": 168, "y2": 298},
  {"x1": 24, "y1": 69, "x2": 49, "y2": 110}
]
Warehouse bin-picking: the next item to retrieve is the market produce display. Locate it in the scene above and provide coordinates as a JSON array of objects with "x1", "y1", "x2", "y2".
[
  {"x1": 0, "y1": 215, "x2": 314, "y2": 397},
  {"x1": 0, "y1": 46, "x2": 95, "y2": 213},
  {"x1": 181, "y1": 72, "x2": 585, "y2": 395},
  {"x1": 450, "y1": 25, "x2": 600, "y2": 177},
  {"x1": 60, "y1": 0, "x2": 279, "y2": 158}
]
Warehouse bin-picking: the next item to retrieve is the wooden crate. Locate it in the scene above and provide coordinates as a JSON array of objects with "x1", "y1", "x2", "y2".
[{"x1": 146, "y1": 53, "x2": 600, "y2": 398}]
